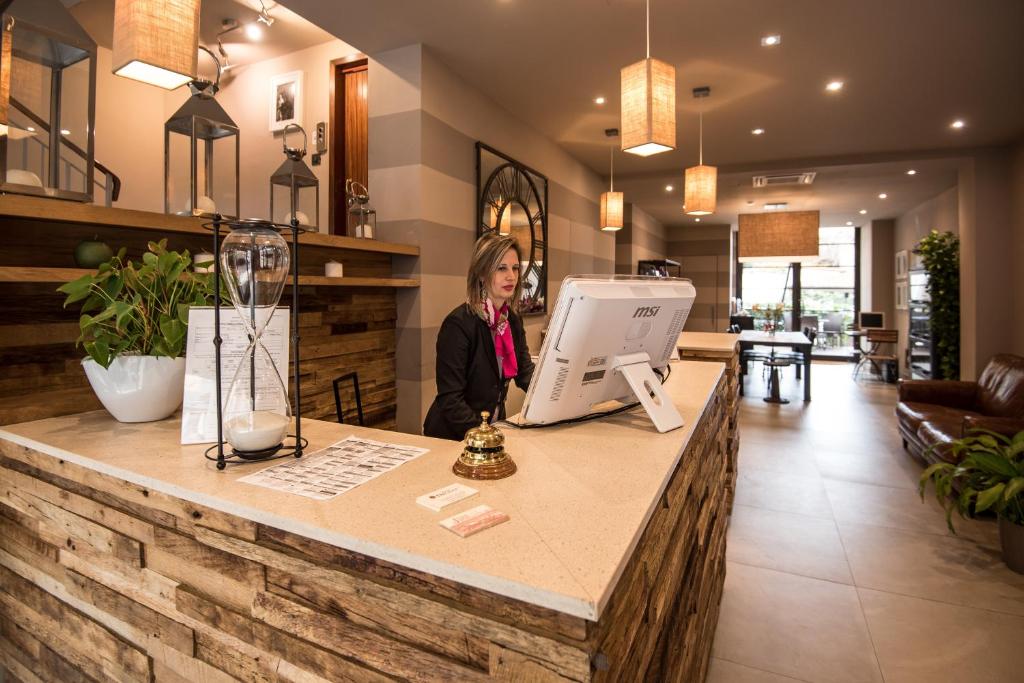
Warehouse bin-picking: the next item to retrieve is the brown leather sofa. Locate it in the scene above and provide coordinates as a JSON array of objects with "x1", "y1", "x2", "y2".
[{"x1": 896, "y1": 354, "x2": 1024, "y2": 464}]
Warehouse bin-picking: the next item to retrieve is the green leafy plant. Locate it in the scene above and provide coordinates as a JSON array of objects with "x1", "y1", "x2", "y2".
[
  {"x1": 919, "y1": 429, "x2": 1024, "y2": 532},
  {"x1": 915, "y1": 230, "x2": 959, "y2": 379},
  {"x1": 58, "y1": 240, "x2": 216, "y2": 368}
]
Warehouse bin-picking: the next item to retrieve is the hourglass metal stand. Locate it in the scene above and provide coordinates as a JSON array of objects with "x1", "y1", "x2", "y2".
[{"x1": 203, "y1": 215, "x2": 307, "y2": 470}]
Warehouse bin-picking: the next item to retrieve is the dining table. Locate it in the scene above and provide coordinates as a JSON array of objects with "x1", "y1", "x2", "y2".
[{"x1": 737, "y1": 330, "x2": 813, "y2": 401}]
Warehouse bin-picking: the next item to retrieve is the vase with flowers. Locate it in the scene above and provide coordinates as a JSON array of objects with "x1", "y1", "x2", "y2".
[{"x1": 751, "y1": 303, "x2": 785, "y2": 335}]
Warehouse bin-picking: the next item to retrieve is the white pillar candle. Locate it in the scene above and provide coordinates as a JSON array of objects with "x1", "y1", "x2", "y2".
[
  {"x1": 325, "y1": 261, "x2": 343, "y2": 278},
  {"x1": 225, "y1": 411, "x2": 290, "y2": 452}
]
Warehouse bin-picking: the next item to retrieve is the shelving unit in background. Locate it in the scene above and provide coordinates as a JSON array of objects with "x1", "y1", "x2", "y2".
[{"x1": 0, "y1": 196, "x2": 420, "y2": 427}]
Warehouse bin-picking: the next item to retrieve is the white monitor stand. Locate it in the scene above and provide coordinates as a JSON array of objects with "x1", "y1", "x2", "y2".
[{"x1": 613, "y1": 353, "x2": 684, "y2": 433}]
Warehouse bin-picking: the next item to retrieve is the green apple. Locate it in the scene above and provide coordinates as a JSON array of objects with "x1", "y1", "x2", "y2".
[{"x1": 74, "y1": 237, "x2": 114, "y2": 269}]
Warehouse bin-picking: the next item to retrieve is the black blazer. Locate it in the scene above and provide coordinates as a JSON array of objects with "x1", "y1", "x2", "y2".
[{"x1": 423, "y1": 304, "x2": 535, "y2": 440}]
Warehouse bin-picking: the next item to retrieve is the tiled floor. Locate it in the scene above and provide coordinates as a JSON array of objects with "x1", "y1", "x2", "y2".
[{"x1": 707, "y1": 362, "x2": 1024, "y2": 683}]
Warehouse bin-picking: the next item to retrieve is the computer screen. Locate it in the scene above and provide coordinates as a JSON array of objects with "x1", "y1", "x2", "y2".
[
  {"x1": 520, "y1": 275, "x2": 696, "y2": 433},
  {"x1": 859, "y1": 311, "x2": 885, "y2": 329}
]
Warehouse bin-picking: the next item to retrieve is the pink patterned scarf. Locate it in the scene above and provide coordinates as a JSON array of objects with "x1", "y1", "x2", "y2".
[{"x1": 478, "y1": 298, "x2": 517, "y2": 379}]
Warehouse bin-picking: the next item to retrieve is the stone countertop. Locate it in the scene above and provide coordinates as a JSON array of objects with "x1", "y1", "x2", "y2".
[
  {"x1": 0, "y1": 361, "x2": 724, "y2": 622},
  {"x1": 678, "y1": 331, "x2": 740, "y2": 353}
]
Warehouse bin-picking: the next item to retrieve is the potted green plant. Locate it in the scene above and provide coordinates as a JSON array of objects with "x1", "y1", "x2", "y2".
[
  {"x1": 58, "y1": 240, "x2": 215, "y2": 423},
  {"x1": 919, "y1": 429, "x2": 1024, "y2": 573}
]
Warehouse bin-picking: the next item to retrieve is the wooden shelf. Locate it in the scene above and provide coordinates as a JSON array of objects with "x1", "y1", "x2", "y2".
[
  {"x1": 0, "y1": 266, "x2": 420, "y2": 289},
  {"x1": 0, "y1": 195, "x2": 419, "y2": 257}
]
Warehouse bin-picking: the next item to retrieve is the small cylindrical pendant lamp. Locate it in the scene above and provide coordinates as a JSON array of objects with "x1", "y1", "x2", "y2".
[
  {"x1": 685, "y1": 90, "x2": 717, "y2": 216},
  {"x1": 601, "y1": 134, "x2": 624, "y2": 231},
  {"x1": 601, "y1": 192, "x2": 624, "y2": 232},
  {"x1": 621, "y1": 0, "x2": 675, "y2": 156},
  {"x1": 112, "y1": 0, "x2": 200, "y2": 90}
]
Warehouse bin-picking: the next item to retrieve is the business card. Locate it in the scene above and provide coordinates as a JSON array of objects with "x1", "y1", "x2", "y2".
[
  {"x1": 416, "y1": 483, "x2": 478, "y2": 512},
  {"x1": 439, "y1": 505, "x2": 509, "y2": 538}
]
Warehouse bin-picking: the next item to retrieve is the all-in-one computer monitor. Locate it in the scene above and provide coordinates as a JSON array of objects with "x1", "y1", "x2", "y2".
[{"x1": 520, "y1": 275, "x2": 696, "y2": 433}]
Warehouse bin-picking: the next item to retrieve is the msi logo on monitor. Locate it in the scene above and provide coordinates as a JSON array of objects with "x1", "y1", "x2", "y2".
[{"x1": 633, "y1": 306, "x2": 661, "y2": 318}]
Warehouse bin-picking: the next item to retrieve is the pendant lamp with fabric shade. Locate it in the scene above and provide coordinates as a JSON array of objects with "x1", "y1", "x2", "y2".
[
  {"x1": 112, "y1": 0, "x2": 200, "y2": 90},
  {"x1": 621, "y1": 0, "x2": 675, "y2": 156},
  {"x1": 601, "y1": 130, "x2": 624, "y2": 231},
  {"x1": 738, "y1": 211, "x2": 820, "y2": 263},
  {"x1": 684, "y1": 86, "x2": 717, "y2": 216}
]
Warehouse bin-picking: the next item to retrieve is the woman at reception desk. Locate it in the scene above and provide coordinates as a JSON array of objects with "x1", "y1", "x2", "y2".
[{"x1": 0, "y1": 278, "x2": 731, "y2": 681}]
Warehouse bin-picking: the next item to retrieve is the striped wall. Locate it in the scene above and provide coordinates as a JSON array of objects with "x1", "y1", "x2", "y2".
[
  {"x1": 615, "y1": 204, "x2": 668, "y2": 274},
  {"x1": 666, "y1": 224, "x2": 732, "y2": 333},
  {"x1": 368, "y1": 45, "x2": 613, "y2": 434}
]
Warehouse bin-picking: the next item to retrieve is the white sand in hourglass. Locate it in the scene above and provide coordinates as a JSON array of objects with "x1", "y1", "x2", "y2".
[{"x1": 225, "y1": 411, "x2": 290, "y2": 452}]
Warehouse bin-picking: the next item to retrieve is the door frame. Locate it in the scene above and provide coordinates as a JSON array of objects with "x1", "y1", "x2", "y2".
[{"x1": 328, "y1": 54, "x2": 368, "y2": 235}]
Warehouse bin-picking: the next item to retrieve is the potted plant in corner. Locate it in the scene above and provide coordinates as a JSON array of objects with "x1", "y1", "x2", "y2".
[
  {"x1": 919, "y1": 429, "x2": 1024, "y2": 574},
  {"x1": 58, "y1": 240, "x2": 215, "y2": 423}
]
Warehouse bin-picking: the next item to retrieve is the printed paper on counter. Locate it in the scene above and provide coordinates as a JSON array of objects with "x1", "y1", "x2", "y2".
[{"x1": 238, "y1": 435, "x2": 429, "y2": 500}]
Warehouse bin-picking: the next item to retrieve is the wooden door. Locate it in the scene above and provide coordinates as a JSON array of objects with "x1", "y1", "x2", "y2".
[{"x1": 329, "y1": 58, "x2": 368, "y2": 235}]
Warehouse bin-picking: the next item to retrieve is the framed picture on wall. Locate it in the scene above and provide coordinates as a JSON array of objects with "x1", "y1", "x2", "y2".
[
  {"x1": 895, "y1": 280, "x2": 909, "y2": 310},
  {"x1": 269, "y1": 71, "x2": 303, "y2": 132},
  {"x1": 895, "y1": 250, "x2": 909, "y2": 280}
]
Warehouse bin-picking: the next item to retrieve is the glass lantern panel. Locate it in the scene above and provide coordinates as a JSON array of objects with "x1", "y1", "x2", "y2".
[
  {"x1": 202, "y1": 135, "x2": 238, "y2": 218},
  {"x1": 271, "y1": 183, "x2": 316, "y2": 227},
  {"x1": 6, "y1": 52, "x2": 51, "y2": 189},
  {"x1": 166, "y1": 130, "x2": 193, "y2": 215},
  {"x1": 56, "y1": 57, "x2": 90, "y2": 196}
]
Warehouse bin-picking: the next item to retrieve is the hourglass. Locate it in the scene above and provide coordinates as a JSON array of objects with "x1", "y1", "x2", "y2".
[{"x1": 206, "y1": 217, "x2": 305, "y2": 468}]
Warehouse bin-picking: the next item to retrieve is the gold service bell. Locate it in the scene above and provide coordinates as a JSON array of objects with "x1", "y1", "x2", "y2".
[{"x1": 453, "y1": 411, "x2": 516, "y2": 480}]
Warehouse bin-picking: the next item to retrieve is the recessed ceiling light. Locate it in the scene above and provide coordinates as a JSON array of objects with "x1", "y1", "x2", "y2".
[
  {"x1": 26, "y1": 126, "x2": 35, "y2": 132},
  {"x1": 694, "y1": 217, "x2": 701, "y2": 222},
  {"x1": 846, "y1": 221, "x2": 853, "y2": 226},
  {"x1": 751, "y1": 128, "x2": 765, "y2": 135},
  {"x1": 761, "y1": 34, "x2": 781, "y2": 47},
  {"x1": 859, "y1": 209, "x2": 867, "y2": 215},
  {"x1": 60, "y1": 129, "x2": 70, "y2": 135},
  {"x1": 950, "y1": 119, "x2": 965, "y2": 129},
  {"x1": 665, "y1": 184, "x2": 674, "y2": 192},
  {"x1": 244, "y1": 22, "x2": 263, "y2": 40},
  {"x1": 594, "y1": 96, "x2": 606, "y2": 105},
  {"x1": 878, "y1": 193, "x2": 888, "y2": 199},
  {"x1": 825, "y1": 80, "x2": 844, "y2": 92},
  {"x1": 906, "y1": 169, "x2": 917, "y2": 175}
]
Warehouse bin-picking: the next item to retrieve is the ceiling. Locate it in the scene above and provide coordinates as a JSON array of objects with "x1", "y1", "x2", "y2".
[
  {"x1": 67, "y1": 0, "x2": 334, "y2": 72},
  {"x1": 278, "y1": 0, "x2": 1022, "y2": 227}
]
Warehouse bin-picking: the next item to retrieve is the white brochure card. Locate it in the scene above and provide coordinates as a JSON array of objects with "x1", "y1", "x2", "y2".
[{"x1": 180, "y1": 306, "x2": 290, "y2": 445}]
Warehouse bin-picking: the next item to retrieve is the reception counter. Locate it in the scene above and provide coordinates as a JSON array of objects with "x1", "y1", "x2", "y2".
[{"x1": 0, "y1": 360, "x2": 730, "y2": 682}]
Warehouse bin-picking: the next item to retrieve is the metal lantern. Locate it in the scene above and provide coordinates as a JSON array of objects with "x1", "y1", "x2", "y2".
[
  {"x1": 0, "y1": 0, "x2": 97, "y2": 202},
  {"x1": 346, "y1": 179, "x2": 376, "y2": 239},
  {"x1": 164, "y1": 47, "x2": 239, "y2": 218},
  {"x1": 270, "y1": 123, "x2": 318, "y2": 229}
]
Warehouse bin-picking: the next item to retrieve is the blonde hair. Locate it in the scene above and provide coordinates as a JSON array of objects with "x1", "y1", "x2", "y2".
[{"x1": 466, "y1": 233, "x2": 523, "y2": 313}]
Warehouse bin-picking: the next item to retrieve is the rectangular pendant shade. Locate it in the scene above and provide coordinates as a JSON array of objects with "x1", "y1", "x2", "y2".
[
  {"x1": 738, "y1": 210, "x2": 820, "y2": 263},
  {"x1": 113, "y1": 0, "x2": 200, "y2": 90},
  {"x1": 620, "y1": 58, "x2": 676, "y2": 156},
  {"x1": 684, "y1": 164, "x2": 717, "y2": 216},
  {"x1": 600, "y1": 191, "x2": 624, "y2": 231}
]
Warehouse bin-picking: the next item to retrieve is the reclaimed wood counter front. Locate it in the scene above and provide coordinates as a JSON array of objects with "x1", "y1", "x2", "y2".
[{"x1": 0, "y1": 361, "x2": 729, "y2": 682}]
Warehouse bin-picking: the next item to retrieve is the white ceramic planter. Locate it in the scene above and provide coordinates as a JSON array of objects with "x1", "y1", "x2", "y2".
[{"x1": 82, "y1": 356, "x2": 186, "y2": 423}]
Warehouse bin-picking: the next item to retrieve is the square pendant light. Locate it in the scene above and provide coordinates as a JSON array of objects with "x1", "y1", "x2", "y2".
[
  {"x1": 600, "y1": 191, "x2": 624, "y2": 231},
  {"x1": 684, "y1": 164, "x2": 717, "y2": 216},
  {"x1": 621, "y1": 58, "x2": 676, "y2": 156},
  {"x1": 738, "y1": 211, "x2": 820, "y2": 263},
  {"x1": 113, "y1": 0, "x2": 200, "y2": 90}
]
